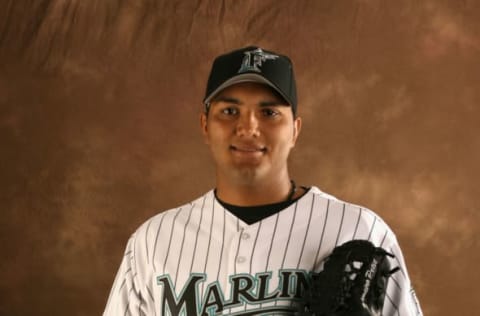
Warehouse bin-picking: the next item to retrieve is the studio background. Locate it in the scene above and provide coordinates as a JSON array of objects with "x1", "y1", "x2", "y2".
[{"x1": 1, "y1": 1, "x2": 478, "y2": 315}]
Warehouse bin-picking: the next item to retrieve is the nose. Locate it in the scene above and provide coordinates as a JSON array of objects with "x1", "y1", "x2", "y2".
[{"x1": 235, "y1": 111, "x2": 260, "y2": 137}]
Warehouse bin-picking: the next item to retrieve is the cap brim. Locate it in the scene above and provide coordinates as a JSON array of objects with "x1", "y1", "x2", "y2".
[{"x1": 204, "y1": 73, "x2": 291, "y2": 106}]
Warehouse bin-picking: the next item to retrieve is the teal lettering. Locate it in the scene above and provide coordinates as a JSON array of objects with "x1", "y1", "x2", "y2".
[
  {"x1": 200, "y1": 283, "x2": 224, "y2": 316},
  {"x1": 157, "y1": 274, "x2": 204, "y2": 316}
]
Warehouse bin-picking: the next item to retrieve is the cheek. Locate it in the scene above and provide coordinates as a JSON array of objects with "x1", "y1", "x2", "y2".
[
  {"x1": 267, "y1": 129, "x2": 296, "y2": 151},
  {"x1": 206, "y1": 124, "x2": 229, "y2": 147}
]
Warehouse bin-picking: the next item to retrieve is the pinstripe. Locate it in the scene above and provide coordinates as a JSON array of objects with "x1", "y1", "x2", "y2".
[
  {"x1": 233, "y1": 230, "x2": 243, "y2": 275},
  {"x1": 106, "y1": 250, "x2": 129, "y2": 305},
  {"x1": 189, "y1": 195, "x2": 207, "y2": 273},
  {"x1": 118, "y1": 267, "x2": 132, "y2": 293},
  {"x1": 131, "y1": 272, "x2": 138, "y2": 292},
  {"x1": 334, "y1": 203, "x2": 346, "y2": 246},
  {"x1": 259, "y1": 212, "x2": 280, "y2": 310},
  {"x1": 243, "y1": 224, "x2": 260, "y2": 313},
  {"x1": 162, "y1": 208, "x2": 182, "y2": 274},
  {"x1": 146, "y1": 283, "x2": 154, "y2": 302},
  {"x1": 203, "y1": 199, "x2": 216, "y2": 273},
  {"x1": 124, "y1": 286, "x2": 135, "y2": 316},
  {"x1": 174, "y1": 204, "x2": 195, "y2": 285},
  {"x1": 389, "y1": 274, "x2": 401, "y2": 290},
  {"x1": 265, "y1": 212, "x2": 280, "y2": 270},
  {"x1": 385, "y1": 293, "x2": 400, "y2": 315},
  {"x1": 132, "y1": 234, "x2": 137, "y2": 281},
  {"x1": 145, "y1": 220, "x2": 152, "y2": 264},
  {"x1": 152, "y1": 214, "x2": 167, "y2": 272},
  {"x1": 271, "y1": 203, "x2": 299, "y2": 308},
  {"x1": 367, "y1": 216, "x2": 377, "y2": 241},
  {"x1": 200, "y1": 199, "x2": 216, "y2": 297},
  {"x1": 126, "y1": 272, "x2": 140, "y2": 316},
  {"x1": 216, "y1": 208, "x2": 226, "y2": 281},
  {"x1": 380, "y1": 228, "x2": 388, "y2": 247},
  {"x1": 280, "y1": 202, "x2": 298, "y2": 268},
  {"x1": 314, "y1": 199, "x2": 330, "y2": 266},
  {"x1": 297, "y1": 194, "x2": 315, "y2": 269},
  {"x1": 389, "y1": 246, "x2": 408, "y2": 279},
  {"x1": 387, "y1": 274, "x2": 403, "y2": 316},
  {"x1": 352, "y1": 207, "x2": 363, "y2": 239},
  {"x1": 146, "y1": 281, "x2": 157, "y2": 316},
  {"x1": 249, "y1": 221, "x2": 262, "y2": 274},
  {"x1": 139, "y1": 291, "x2": 149, "y2": 316}
]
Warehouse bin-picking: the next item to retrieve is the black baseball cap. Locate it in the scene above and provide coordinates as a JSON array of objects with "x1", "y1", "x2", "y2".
[{"x1": 203, "y1": 46, "x2": 297, "y2": 115}]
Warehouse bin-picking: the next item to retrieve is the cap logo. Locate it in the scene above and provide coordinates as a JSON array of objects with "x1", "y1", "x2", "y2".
[{"x1": 238, "y1": 48, "x2": 279, "y2": 73}]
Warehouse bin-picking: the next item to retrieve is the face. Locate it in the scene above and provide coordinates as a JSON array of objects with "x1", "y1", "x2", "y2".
[{"x1": 201, "y1": 82, "x2": 302, "y2": 185}]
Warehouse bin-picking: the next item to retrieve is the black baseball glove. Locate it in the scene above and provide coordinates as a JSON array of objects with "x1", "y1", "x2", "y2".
[{"x1": 299, "y1": 240, "x2": 400, "y2": 316}]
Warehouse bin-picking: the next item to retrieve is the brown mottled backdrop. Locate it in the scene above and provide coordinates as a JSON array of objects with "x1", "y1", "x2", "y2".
[{"x1": 0, "y1": 0, "x2": 478, "y2": 315}]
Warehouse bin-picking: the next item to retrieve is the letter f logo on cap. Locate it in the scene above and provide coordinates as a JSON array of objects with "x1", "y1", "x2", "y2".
[{"x1": 238, "y1": 48, "x2": 279, "y2": 73}]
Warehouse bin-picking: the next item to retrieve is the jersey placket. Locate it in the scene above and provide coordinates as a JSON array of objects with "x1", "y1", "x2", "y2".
[
  {"x1": 222, "y1": 224, "x2": 258, "y2": 315},
  {"x1": 233, "y1": 224, "x2": 256, "y2": 274}
]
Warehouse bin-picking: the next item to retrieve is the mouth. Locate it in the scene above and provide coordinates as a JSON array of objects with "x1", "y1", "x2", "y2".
[{"x1": 230, "y1": 145, "x2": 267, "y2": 153}]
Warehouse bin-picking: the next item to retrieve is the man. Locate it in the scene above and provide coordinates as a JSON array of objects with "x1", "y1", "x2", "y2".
[{"x1": 104, "y1": 46, "x2": 422, "y2": 316}]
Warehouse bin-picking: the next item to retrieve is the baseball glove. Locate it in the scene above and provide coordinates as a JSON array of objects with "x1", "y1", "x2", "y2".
[{"x1": 299, "y1": 240, "x2": 400, "y2": 316}]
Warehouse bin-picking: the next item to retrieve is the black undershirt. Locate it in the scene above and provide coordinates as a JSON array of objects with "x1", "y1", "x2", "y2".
[{"x1": 215, "y1": 187, "x2": 310, "y2": 225}]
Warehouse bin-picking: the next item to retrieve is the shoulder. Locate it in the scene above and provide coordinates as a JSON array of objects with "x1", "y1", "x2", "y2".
[
  {"x1": 134, "y1": 190, "x2": 215, "y2": 238},
  {"x1": 306, "y1": 188, "x2": 421, "y2": 315},
  {"x1": 307, "y1": 186, "x2": 399, "y2": 247},
  {"x1": 122, "y1": 191, "x2": 215, "y2": 267}
]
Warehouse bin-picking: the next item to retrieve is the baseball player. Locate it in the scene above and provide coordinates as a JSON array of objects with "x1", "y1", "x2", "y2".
[{"x1": 103, "y1": 46, "x2": 423, "y2": 316}]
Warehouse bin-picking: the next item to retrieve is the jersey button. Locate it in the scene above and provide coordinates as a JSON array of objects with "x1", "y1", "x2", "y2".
[
  {"x1": 237, "y1": 256, "x2": 246, "y2": 263},
  {"x1": 241, "y1": 233, "x2": 250, "y2": 240}
]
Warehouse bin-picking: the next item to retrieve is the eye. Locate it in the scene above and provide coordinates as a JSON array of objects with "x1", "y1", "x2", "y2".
[
  {"x1": 221, "y1": 107, "x2": 239, "y2": 116},
  {"x1": 261, "y1": 108, "x2": 280, "y2": 117}
]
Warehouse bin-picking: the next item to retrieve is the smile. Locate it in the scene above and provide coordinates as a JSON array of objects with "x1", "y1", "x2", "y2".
[{"x1": 229, "y1": 145, "x2": 266, "y2": 153}]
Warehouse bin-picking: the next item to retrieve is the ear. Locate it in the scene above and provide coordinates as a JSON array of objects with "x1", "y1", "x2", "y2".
[
  {"x1": 200, "y1": 112, "x2": 209, "y2": 144},
  {"x1": 291, "y1": 116, "x2": 302, "y2": 147}
]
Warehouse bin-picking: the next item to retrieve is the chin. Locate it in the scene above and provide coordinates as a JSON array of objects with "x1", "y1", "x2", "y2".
[{"x1": 231, "y1": 165, "x2": 271, "y2": 184}]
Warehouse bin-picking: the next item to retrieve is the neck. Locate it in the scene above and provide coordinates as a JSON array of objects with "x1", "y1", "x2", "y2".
[{"x1": 215, "y1": 173, "x2": 295, "y2": 206}]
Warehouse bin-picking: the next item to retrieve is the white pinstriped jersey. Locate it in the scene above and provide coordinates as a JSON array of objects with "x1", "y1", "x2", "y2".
[{"x1": 104, "y1": 187, "x2": 422, "y2": 316}]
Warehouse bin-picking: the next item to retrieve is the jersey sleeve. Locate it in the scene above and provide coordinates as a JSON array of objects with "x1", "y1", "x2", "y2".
[
  {"x1": 103, "y1": 234, "x2": 151, "y2": 316},
  {"x1": 382, "y1": 235, "x2": 423, "y2": 316}
]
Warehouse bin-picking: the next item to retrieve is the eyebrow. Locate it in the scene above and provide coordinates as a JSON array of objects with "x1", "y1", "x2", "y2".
[
  {"x1": 213, "y1": 96, "x2": 241, "y2": 104},
  {"x1": 259, "y1": 100, "x2": 288, "y2": 107},
  {"x1": 212, "y1": 96, "x2": 288, "y2": 107}
]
